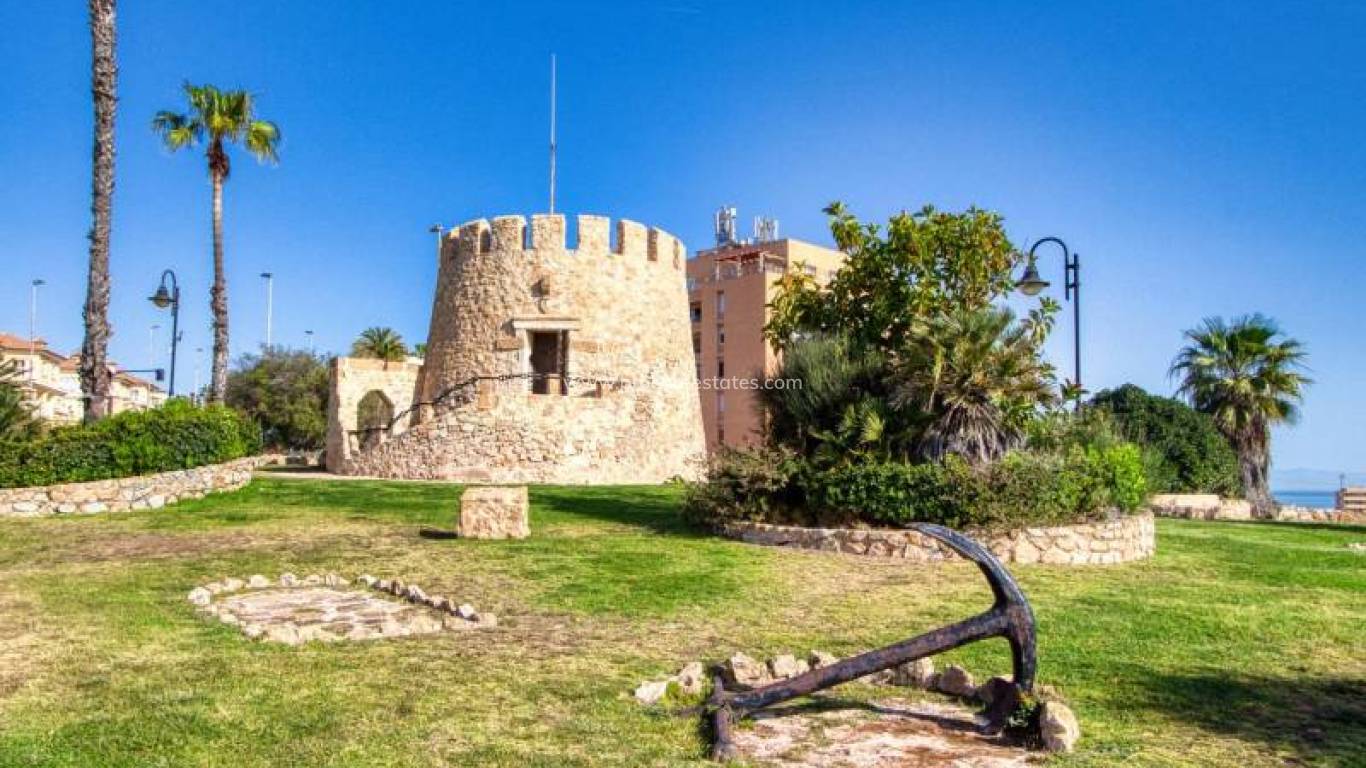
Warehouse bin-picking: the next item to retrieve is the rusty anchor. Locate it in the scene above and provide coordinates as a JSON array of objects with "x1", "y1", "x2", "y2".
[{"x1": 705, "y1": 522, "x2": 1037, "y2": 761}]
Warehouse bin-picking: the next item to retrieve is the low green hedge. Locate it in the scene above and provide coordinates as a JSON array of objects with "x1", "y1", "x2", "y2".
[
  {"x1": 0, "y1": 400, "x2": 262, "y2": 489},
  {"x1": 685, "y1": 443, "x2": 1147, "y2": 531}
]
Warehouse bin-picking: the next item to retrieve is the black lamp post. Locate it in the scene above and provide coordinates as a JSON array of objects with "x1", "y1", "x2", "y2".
[
  {"x1": 148, "y1": 269, "x2": 181, "y2": 396},
  {"x1": 1016, "y1": 237, "x2": 1081, "y2": 392}
]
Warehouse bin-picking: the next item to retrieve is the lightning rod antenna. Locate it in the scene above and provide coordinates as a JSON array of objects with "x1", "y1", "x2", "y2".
[{"x1": 549, "y1": 53, "x2": 557, "y2": 214}]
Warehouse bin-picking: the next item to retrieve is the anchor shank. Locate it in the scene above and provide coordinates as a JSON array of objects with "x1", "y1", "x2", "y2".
[{"x1": 726, "y1": 608, "x2": 1009, "y2": 714}]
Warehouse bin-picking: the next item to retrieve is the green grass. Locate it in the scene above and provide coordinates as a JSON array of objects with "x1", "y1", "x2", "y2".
[{"x1": 0, "y1": 476, "x2": 1362, "y2": 767}]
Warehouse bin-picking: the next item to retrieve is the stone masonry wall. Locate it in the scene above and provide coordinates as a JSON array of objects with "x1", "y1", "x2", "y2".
[
  {"x1": 720, "y1": 512, "x2": 1155, "y2": 565},
  {"x1": 325, "y1": 357, "x2": 422, "y2": 472},
  {"x1": 335, "y1": 213, "x2": 706, "y2": 484},
  {"x1": 0, "y1": 456, "x2": 266, "y2": 518},
  {"x1": 1149, "y1": 493, "x2": 1253, "y2": 520},
  {"x1": 1269, "y1": 505, "x2": 1366, "y2": 524},
  {"x1": 1150, "y1": 493, "x2": 1366, "y2": 524}
]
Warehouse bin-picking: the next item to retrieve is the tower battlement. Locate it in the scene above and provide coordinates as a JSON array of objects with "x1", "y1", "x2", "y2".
[{"x1": 442, "y1": 214, "x2": 685, "y2": 269}]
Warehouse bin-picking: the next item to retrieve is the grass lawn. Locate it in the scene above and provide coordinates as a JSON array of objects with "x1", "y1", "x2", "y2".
[{"x1": 0, "y1": 476, "x2": 1362, "y2": 767}]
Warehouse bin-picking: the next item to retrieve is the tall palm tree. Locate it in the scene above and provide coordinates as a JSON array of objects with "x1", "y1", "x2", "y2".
[
  {"x1": 892, "y1": 306, "x2": 1058, "y2": 465},
  {"x1": 351, "y1": 327, "x2": 409, "y2": 364},
  {"x1": 80, "y1": 0, "x2": 117, "y2": 422},
  {"x1": 1170, "y1": 314, "x2": 1310, "y2": 515},
  {"x1": 152, "y1": 83, "x2": 280, "y2": 403}
]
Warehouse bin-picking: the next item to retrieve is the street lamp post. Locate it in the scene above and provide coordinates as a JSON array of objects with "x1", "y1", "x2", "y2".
[
  {"x1": 1015, "y1": 237, "x2": 1081, "y2": 392},
  {"x1": 28, "y1": 279, "x2": 44, "y2": 383},
  {"x1": 260, "y1": 272, "x2": 274, "y2": 349},
  {"x1": 148, "y1": 269, "x2": 181, "y2": 396}
]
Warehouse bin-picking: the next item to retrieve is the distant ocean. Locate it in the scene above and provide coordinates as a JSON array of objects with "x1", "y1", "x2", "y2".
[{"x1": 1273, "y1": 490, "x2": 1338, "y2": 509}]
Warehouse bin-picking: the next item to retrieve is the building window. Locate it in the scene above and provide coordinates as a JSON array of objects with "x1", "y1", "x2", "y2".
[
  {"x1": 716, "y1": 291, "x2": 726, "y2": 318},
  {"x1": 717, "y1": 326, "x2": 726, "y2": 346},
  {"x1": 717, "y1": 359, "x2": 725, "y2": 377},
  {"x1": 690, "y1": 302, "x2": 702, "y2": 323},
  {"x1": 528, "y1": 330, "x2": 569, "y2": 395},
  {"x1": 692, "y1": 332, "x2": 702, "y2": 354},
  {"x1": 717, "y1": 391, "x2": 726, "y2": 414}
]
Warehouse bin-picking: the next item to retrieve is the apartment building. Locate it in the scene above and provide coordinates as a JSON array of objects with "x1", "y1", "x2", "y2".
[
  {"x1": 0, "y1": 332, "x2": 166, "y2": 423},
  {"x1": 686, "y1": 225, "x2": 845, "y2": 451}
]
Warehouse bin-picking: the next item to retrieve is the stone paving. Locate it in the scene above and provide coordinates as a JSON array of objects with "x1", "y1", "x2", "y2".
[{"x1": 189, "y1": 573, "x2": 495, "y2": 645}]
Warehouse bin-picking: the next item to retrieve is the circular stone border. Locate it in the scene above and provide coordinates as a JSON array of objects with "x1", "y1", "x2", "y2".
[
  {"x1": 187, "y1": 572, "x2": 497, "y2": 644},
  {"x1": 719, "y1": 512, "x2": 1154, "y2": 565}
]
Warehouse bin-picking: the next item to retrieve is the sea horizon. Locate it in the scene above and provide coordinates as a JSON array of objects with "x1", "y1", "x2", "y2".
[{"x1": 1272, "y1": 489, "x2": 1339, "y2": 509}]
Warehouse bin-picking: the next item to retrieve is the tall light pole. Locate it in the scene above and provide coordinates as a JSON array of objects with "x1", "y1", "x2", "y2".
[
  {"x1": 260, "y1": 272, "x2": 274, "y2": 349},
  {"x1": 28, "y1": 279, "x2": 44, "y2": 383},
  {"x1": 148, "y1": 270, "x2": 181, "y2": 396},
  {"x1": 1016, "y1": 237, "x2": 1082, "y2": 396},
  {"x1": 148, "y1": 324, "x2": 161, "y2": 368},
  {"x1": 193, "y1": 347, "x2": 204, "y2": 402}
]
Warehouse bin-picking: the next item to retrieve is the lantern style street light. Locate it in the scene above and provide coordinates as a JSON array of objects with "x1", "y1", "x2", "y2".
[
  {"x1": 148, "y1": 269, "x2": 181, "y2": 396},
  {"x1": 1016, "y1": 237, "x2": 1081, "y2": 392}
]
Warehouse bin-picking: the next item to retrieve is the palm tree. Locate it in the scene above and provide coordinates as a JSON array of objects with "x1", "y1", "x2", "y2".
[
  {"x1": 891, "y1": 306, "x2": 1058, "y2": 465},
  {"x1": 1170, "y1": 314, "x2": 1310, "y2": 515},
  {"x1": 351, "y1": 327, "x2": 409, "y2": 363},
  {"x1": 0, "y1": 360, "x2": 41, "y2": 441},
  {"x1": 152, "y1": 83, "x2": 280, "y2": 403},
  {"x1": 80, "y1": 0, "x2": 117, "y2": 422}
]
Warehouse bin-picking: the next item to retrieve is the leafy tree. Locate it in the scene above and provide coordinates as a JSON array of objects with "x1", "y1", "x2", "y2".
[
  {"x1": 1088, "y1": 384, "x2": 1241, "y2": 496},
  {"x1": 413, "y1": 342, "x2": 427, "y2": 358},
  {"x1": 0, "y1": 360, "x2": 41, "y2": 441},
  {"x1": 351, "y1": 327, "x2": 409, "y2": 363},
  {"x1": 1170, "y1": 314, "x2": 1310, "y2": 514},
  {"x1": 80, "y1": 0, "x2": 117, "y2": 422},
  {"x1": 153, "y1": 83, "x2": 281, "y2": 403},
  {"x1": 225, "y1": 347, "x2": 328, "y2": 449},
  {"x1": 891, "y1": 306, "x2": 1058, "y2": 465},
  {"x1": 765, "y1": 202, "x2": 1055, "y2": 351}
]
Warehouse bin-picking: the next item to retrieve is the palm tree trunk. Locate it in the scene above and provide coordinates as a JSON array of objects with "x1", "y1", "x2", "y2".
[
  {"x1": 80, "y1": 0, "x2": 116, "y2": 423},
  {"x1": 1238, "y1": 431, "x2": 1275, "y2": 517},
  {"x1": 209, "y1": 170, "x2": 229, "y2": 403}
]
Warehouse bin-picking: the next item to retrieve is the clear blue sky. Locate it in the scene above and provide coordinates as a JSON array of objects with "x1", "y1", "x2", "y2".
[{"x1": 1, "y1": 1, "x2": 1362, "y2": 474}]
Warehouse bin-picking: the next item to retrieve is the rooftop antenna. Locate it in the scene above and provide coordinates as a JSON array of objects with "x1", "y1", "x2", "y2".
[{"x1": 549, "y1": 53, "x2": 557, "y2": 214}]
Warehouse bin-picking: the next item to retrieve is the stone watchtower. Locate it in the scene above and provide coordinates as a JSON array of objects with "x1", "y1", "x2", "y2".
[{"x1": 325, "y1": 214, "x2": 706, "y2": 484}]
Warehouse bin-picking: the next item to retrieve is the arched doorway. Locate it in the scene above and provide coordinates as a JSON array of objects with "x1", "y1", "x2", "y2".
[{"x1": 356, "y1": 390, "x2": 394, "y2": 451}]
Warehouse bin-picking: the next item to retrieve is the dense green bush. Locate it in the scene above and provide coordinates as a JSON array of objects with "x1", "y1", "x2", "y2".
[
  {"x1": 0, "y1": 400, "x2": 261, "y2": 488},
  {"x1": 1089, "y1": 384, "x2": 1240, "y2": 496},
  {"x1": 685, "y1": 440, "x2": 1147, "y2": 532},
  {"x1": 682, "y1": 446, "x2": 808, "y2": 527}
]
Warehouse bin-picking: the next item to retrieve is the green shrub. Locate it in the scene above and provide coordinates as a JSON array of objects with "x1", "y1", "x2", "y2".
[
  {"x1": 0, "y1": 400, "x2": 261, "y2": 488},
  {"x1": 682, "y1": 446, "x2": 808, "y2": 527},
  {"x1": 1089, "y1": 384, "x2": 1240, "y2": 496},
  {"x1": 805, "y1": 459, "x2": 977, "y2": 528},
  {"x1": 685, "y1": 441, "x2": 1147, "y2": 532}
]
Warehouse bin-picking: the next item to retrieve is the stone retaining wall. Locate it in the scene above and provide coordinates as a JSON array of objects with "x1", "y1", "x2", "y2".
[
  {"x1": 0, "y1": 456, "x2": 267, "y2": 518},
  {"x1": 1270, "y1": 505, "x2": 1366, "y2": 524},
  {"x1": 1148, "y1": 493, "x2": 1253, "y2": 520},
  {"x1": 1150, "y1": 493, "x2": 1366, "y2": 524},
  {"x1": 720, "y1": 512, "x2": 1155, "y2": 565}
]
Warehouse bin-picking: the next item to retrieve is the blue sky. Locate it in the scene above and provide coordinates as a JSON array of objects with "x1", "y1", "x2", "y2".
[{"x1": 1, "y1": 1, "x2": 1362, "y2": 474}]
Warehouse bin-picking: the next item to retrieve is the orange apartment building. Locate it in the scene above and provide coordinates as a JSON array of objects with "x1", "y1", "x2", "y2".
[{"x1": 686, "y1": 221, "x2": 846, "y2": 451}]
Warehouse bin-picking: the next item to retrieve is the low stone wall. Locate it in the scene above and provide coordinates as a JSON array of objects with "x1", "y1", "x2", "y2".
[
  {"x1": 1150, "y1": 493, "x2": 1366, "y2": 524},
  {"x1": 1149, "y1": 493, "x2": 1253, "y2": 520},
  {"x1": 0, "y1": 456, "x2": 267, "y2": 518},
  {"x1": 719, "y1": 512, "x2": 1155, "y2": 565},
  {"x1": 1270, "y1": 505, "x2": 1366, "y2": 524}
]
